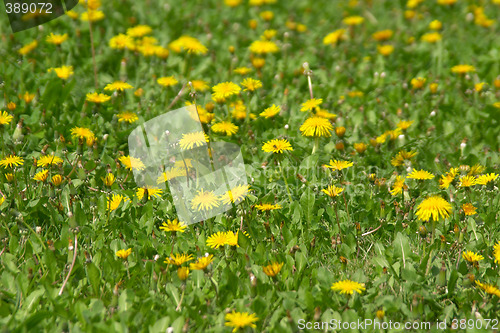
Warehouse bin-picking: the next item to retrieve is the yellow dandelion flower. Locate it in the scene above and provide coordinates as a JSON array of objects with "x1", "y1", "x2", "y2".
[
  {"x1": 411, "y1": 77, "x2": 426, "y2": 89},
  {"x1": 207, "y1": 232, "x2": 229, "y2": 249},
  {"x1": 331, "y1": 279, "x2": 366, "y2": 294},
  {"x1": 421, "y1": 32, "x2": 442, "y2": 43},
  {"x1": 220, "y1": 184, "x2": 250, "y2": 205},
  {"x1": 415, "y1": 195, "x2": 452, "y2": 222},
  {"x1": 0, "y1": 155, "x2": 24, "y2": 169},
  {"x1": 211, "y1": 121, "x2": 238, "y2": 136},
  {"x1": 102, "y1": 173, "x2": 115, "y2": 187},
  {"x1": 476, "y1": 173, "x2": 498, "y2": 185},
  {"x1": 109, "y1": 34, "x2": 135, "y2": 50},
  {"x1": 322, "y1": 185, "x2": 344, "y2": 197},
  {"x1": 164, "y1": 253, "x2": 193, "y2": 266},
  {"x1": 451, "y1": 64, "x2": 476, "y2": 74},
  {"x1": 249, "y1": 40, "x2": 279, "y2": 54},
  {"x1": 37, "y1": 155, "x2": 63, "y2": 167},
  {"x1": 353, "y1": 142, "x2": 367, "y2": 154},
  {"x1": 300, "y1": 98, "x2": 323, "y2": 112},
  {"x1": 119, "y1": 155, "x2": 145, "y2": 171},
  {"x1": 260, "y1": 104, "x2": 280, "y2": 118},
  {"x1": 160, "y1": 219, "x2": 187, "y2": 233},
  {"x1": 323, "y1": 160, "x2": 353, "y2": 171},
  {"x1": 107, "y1": 194, "x2": 125, "y2": 211},
  {"x1": 408, "y1": 169, "x2": 434, "y2": 180},
  {"x1": 255, "y1": 203, "x2": 282, "y2": 211},
  {"x1": 212, "y1": 82, "x2": 241, "y2": 100},
  {"x1": 241, "y1": 78, "x2": 263, "y2": 92},
  {"x1": 225, "y1": 311, "x2": 258, "y2": 332},
  {"x1": 300, "y1": 117, "x2": 333, "y2": 137},
  {"x1": 104, "y1": 81, "x2": 133, "y2": 92},
  {"x1": 191, "y1": 189, "x2": 220, "y2": 211},
  {"x1": 390, "y1": 176, "x2": 407, "y2": 196},
  {"x1": 343, "y1": 15, "x2": 364, "y2": 25},
  {"x1": 190, "y1": 255, "x2": 214, "y2": 270},
  {"x1": 157, "y1": 76, "x2": 178, "y2": 87},
  {"x1": 323, "y1": 29, "x2": 347, "y2": 45},
  {"x1": 136, "y1": 187, "x2": 162, "y2": 200},
  {"x1": 117, "y1": 111, "x2": 139, "y2": 124},
  {"x1": 397, "y1": 120, "x2": 414, "y2": 130},
  {"x1": 116, "y1": 248, "x2": 132, "y2": 259},
  {"x1": 459, "y1": 175, "x2": 477, "y2": 187},
  {"x1": 80, "y1": 10, "x2": 105, "y2": 22},
  {"x1": 48, "y1": 66, "x2": 74, "y2": 80},
  {"x1": 179, "y1": 131, "x2": 209, "y2": 150},
  {"x1": 377, "y1": 44, "x2": 394, "y2": 56},
  {"x1": 0, "y1": 111, "x2": 14, "y2": 125},
  {"x1": 46, "y1": 33, "x2": 68, "y2": 45},
  {"x1": 51, "y1": 174, "x2": 63, "y2": 186},
  {"x1": 493, "y1": 242, "x2": 500, "y2": 264},
  {"x1": 190, "y1": 80, "x2": 209, "y2": 91},
  {"x1": 463, "y1": 251, "x2": 484, "y2": 263},
  {"x1": 372, "y1": 29, "x2": 393, "y2": 41},
  {"x1": 262, "y1": 262, "x2": 284, "y2": 277},
  {"x1": 86, "y1": 92, "x2": 111, "y2": 103},
  {"x1": 262, "y1": 138, "x2": 293, "y2": 154},
  {"x1": 475, "y1": 281, "x2": 500, "y2": 297},
  {"x1": 126, "y1": 25, "x2": 152, "y2": 38},
  {"x1": 33, "y1": 169, "x2": 49, "y2": 182},
  {"x1": 18, "y1": 40, "x2": 38, "y2": 55},
  {"x1": 462, "y1": 203, "x2": 477, "y2": 216},
  {"x1": 234, "y1": 67, "x2": 252, "y2": 75}
]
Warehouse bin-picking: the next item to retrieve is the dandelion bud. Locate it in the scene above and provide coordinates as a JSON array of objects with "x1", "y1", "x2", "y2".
[
  {"x1": 430, "y1": 83, "x2": 438, "y2": 94},
  {"x1": 335, "y1": 142, "x2": 345, "y2": 151},
  {"x1": 7, "y1": 102, "x2": 16, "y2": 111},
  {"x1": 376, "y1": 310, "x2": 385, "y2": 320},
  {"x1": 248, "y1": 19, "x2": 257, "y2": 30},
  {"x1": 177, "y1": 267, "x2": 189, "y2": 281},
  {"x1": 228, "y1": 45, "x2": 235, "y2": 53},
  {"x1": 335, "y1": 126, "x2": 346, "y2": 138},
  {"x1": 419, "y1": 225, "x2": 427, "y2": 237}
]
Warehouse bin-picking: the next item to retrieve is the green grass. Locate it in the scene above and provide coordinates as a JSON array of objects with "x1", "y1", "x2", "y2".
[{"x1": 1, "y1": 0, "x2": 500, "y2": 332}]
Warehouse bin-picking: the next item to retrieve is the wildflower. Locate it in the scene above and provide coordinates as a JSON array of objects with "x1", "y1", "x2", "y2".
[
  {"x1": 190, "y1": 80, "x2": 209, "y2": 91},
  {"x1": 377, "y1": 45, "x2": 394, "y2": 56},
  {"x1": 493, "y1": 242, "x2": 500, "y2": 264},
  {"x1": 225, "y1": 311, "x2": 258, "y2": 332},
  {"x1": 411, "y1": 77, "x2": 426, "y2": 89},
  {"x1": 300, "y1": 98, "x2": 323, "y2": 112},
  {"x1": 462, "y1": 251, "x2": 484, "y2": 263},
  {"x1": 211, "y1": 121, "x2": 238, "y2": 136},
  {"x1": 157, "y1": 76, "x2": 178, "y2": 87},
  {"x1": 116, "y1": 248, "x2": 132, "y2": 259},
  {"x1": 37, "y1": 155, "x2": 63, "y2": 167},
  {"x1": 176, "y1": 267, "x2": 189, "y2": 280},
  {"x1": 354, "y1": 143, "x2": 367, "y2": 154},
  {"x1": 0, "y1": 196, "x2": 5, "y2": 206},
  {"x1": 51, "y1": 174, "x2": 63, "y2": 186},
  {"x1": 0, "y1": 111, "x2": 14, "y2": 125},
  {"x1": 347, "y1": 90, "x2": 364, "y2": 98},
  {"x1": 390, "y1": 176, "x2": 407, "y2": 196},
  {"x1": 335, "y1": 126, "x2": 346, "y2": 138},
  {"x1": 342, "y1": 16, "x2": 364, "y2": 25},
  {"x1": 451, "y1": 64, "x2": 476, "y2": 74},
  {"x1": 331, "y1": 279, "x2": 366, "y2": 294},
  {"x1": 262, "y1": 139, "x2": 293, "y2": 154},
  {"x1": 372, "y1": 29, "x2": 393, "y2": 41},
  {"x1": 255, "y1": 203, "x2": 282, "y2": 211},
  {"x1": 103, "y1": 173, "x2": 115, "y2": 187},
  {"x1": 126, "y1": 25, "x2": 152, "y2": 38},
  {"x1": 212, "y1": 82, "x2": 241, "y2": 100},
  {"x1": 476, "y1": 173, "x2": 498, "y2": 185},
  {"x1": 33, "y1": 169, "x2": 49, "y2": 182},
  {"x1": 80, "y1": 10, "x2": 105, "y2": 22},
  {"x1": 421, "y1": 32, "x2": 442, "y2": 43},
  {"x1": 323, "y1": 160, "x2": 353, "y2": 171},
  {"x1": 191, "y1": 189, "x2": 220, "y2": 211},
  {"x1": 46, "y1": 33, "x2": 68, "y2": 45},
  {"x1": 119, "y1": 155, "x2": 145, "y2": 171},
  {"x1": 415, "y1": 195, "x2": 452, "y2": 221},
  {"x1": 66, "y1": 10, "x2": 78, "y2": 19},
  {"x1": 134, "y1": 88, "x2": 144, "y2": 97},
  {"x1": 397, "y1": 120, "x2": 414, "y2": 130},
  {"x1": 475, "y1": 281, "x2": 500, "y2": 297},
  {"x1": 156, "y1": 167, "x2": 187, "y2": 184},
  {"x1": 109, "y1": 34, "x2": 134, "y2": 49},
  {"x1": 0, "y1": 155, "x2": 24, "y2": 169},
  {"x1": 107, "y1": 194, "x2": 125, "y2": 211},
  {"x1": 160, "y1": 219, "x2": 187, "y2": 233},
  {"x1": 117, "y1": 111, "x2": 139, "y2": 124},
  {"x1": 225, "y1": 0, "x2": 242, "y2": 7},
  {"x1": 262, "y1": 262, "x2": 284, "y2": 277},
  {"x1": 323, "y1": 29, "x2": 347, "y2": 45},
  {"x1": 260, "y1": 104, "x2": 280, "y2": 118},
  {"x1": 136, "y1": 187, "x2": 162, "y2": 200},
  {"x1": 429, "y1": 20, "x2": 442, "y2": 30},
  {"x1": 259, "y1": 10, "x2": 274, "y2": 21},
  {"x1": 322, "y1": 185, "x2": 344, "y2": 197},
  {"x1": 241, "y1": 78, "x2": 262, "y2": 92},
  {"x1": 86, "y1": 92, "x2": 111, "y2": 103},
  {"x1": 249, "y1": 40, "x2": 279, "y2": 54},
  {"x1": 169, "y1": 36, "x2": 208, "y2": 54},
  {"x1": 300, "y1": 117, "x2": 333, "y2": 137},
  {"x1": 462, "y1": 203, "x2": 477, "y2": 216},
  {"x1": 104, "y1": 81, "x2": 133, "y2": 92},
  {"x1": 315, "y1": 109, "x2": 337, "y2": 119},
  {"x1": 234, "y1": 67, "x2": 252, "y2": 75},
  {"x1": 408, "y1": 169, "x2": 434, "y2": 180},
  {"x1": 220, "y1": 184, "x2": 250, "y2": 205},
  {"x1": 439, "y1": 174, "x2": 454, "y2": 189},
  {"x1": 251, "y1": 57, "x2": 266, "y2": 69},
  {"x1": 262, "y1": 29, "x2": 277, "y2": 40},
  {"x1": 5, "y1": 173, "x2": 14, "y2": 182},
  {"x1": 18, "y1": 40, "x2": 38, "y2": 55},
  {"x1": 179, "y1": 131, "x2": 209, "y2": 150},
  {"x1": 207, "y1": 232, "x2": 228, "y2": 249},
  {"x1": 48, "y1": 66, "x2": 74, "y2": 80},
  {"x1": 468, "y1": 164, "x2": 485, "y2": 175},
  {"x1": 164, "y1": 253, "x2": 193, "y2": 266},
  {"x1": 190, "y1": 255, "x2": 214, "y2": 270},
  {"x1": 20, "y1": 92, "x2": 35, "y2": 104}
]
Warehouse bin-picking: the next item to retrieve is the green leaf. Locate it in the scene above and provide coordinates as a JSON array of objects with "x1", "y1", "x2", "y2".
[{"x1": 86, "y1": 262, "x2": 101, "y2": 295}]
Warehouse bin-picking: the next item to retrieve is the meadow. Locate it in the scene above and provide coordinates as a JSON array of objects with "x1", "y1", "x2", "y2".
[{"x1": 0, "y1": 0, "x2": 500, "y2": 331}]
